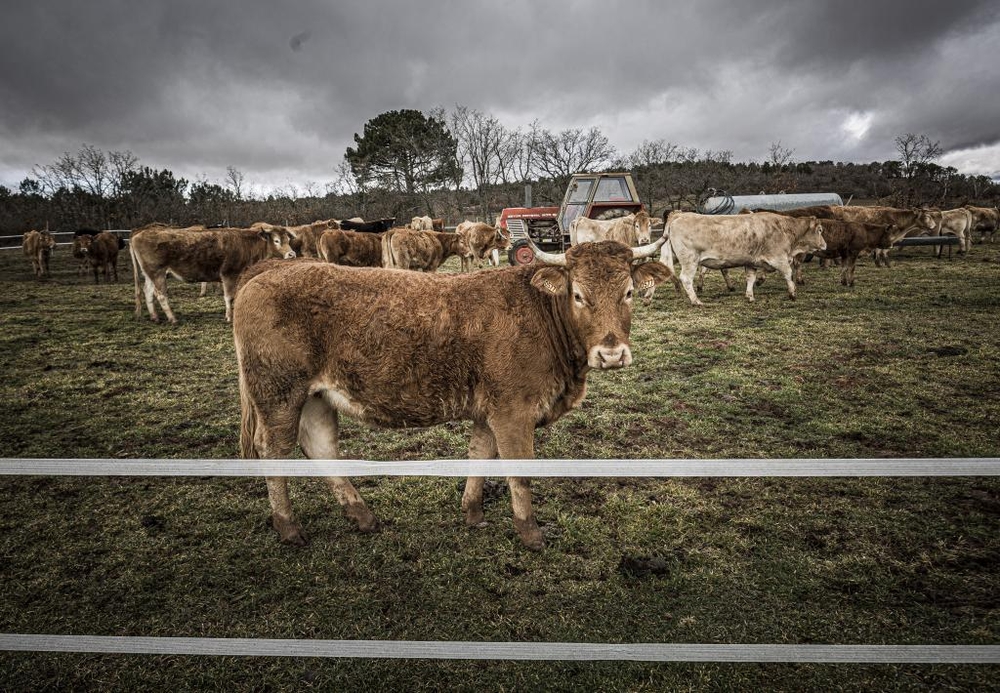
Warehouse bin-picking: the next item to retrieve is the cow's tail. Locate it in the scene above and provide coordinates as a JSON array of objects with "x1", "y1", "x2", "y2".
[
  {"x1": 129, "y1": 237, "x2": 143, "y2": 318},
  {"x1": 381, "y1": 229, "x2": 398, "y2": 269},
  {"x1": 660, "y1": 213, "x2": 683, "y2": 294},
  {"x1": 237, "y1": 362, "x2": 260, "y2": 460}
]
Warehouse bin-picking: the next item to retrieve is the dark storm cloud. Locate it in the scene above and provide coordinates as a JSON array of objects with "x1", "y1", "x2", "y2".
[{"x1": 1, "y1": 0, "x2": 998, "y2": 190}]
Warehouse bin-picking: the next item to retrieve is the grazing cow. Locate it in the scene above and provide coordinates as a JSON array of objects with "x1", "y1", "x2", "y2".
[
  {"x1": 233, "y1": 239, "x2": 672, "y2": 549},
  {"x1": 410, "y1": 215, "x2": 434, "y2": 230},
  {"x1": 22, "y1": 230, "x2": 56, "y2": 278},
  {"x1": 339, "y1": 217, "x2": 396, "y2": 233},
  {"x1": 75, "y1": 231, "x2": 121, "y2": 283},
  {"x1": 570, "y1": 211, "x2": 652, "y2": 246},
  {"x1": 382, "y1": 228, "x2": 466, "y2": 272},
  {"x1": 455, "y1": 221, "x2": 510, "y2": 272},
  {"x1": 793, "y1": 220, "x2": 898, "y2": 287},
  {"x1": 660, "y1": 212, "x2": 826, "y2": 305},
  {"x1": 129, "y1": 224, "x2": 296, "y2": 324},
  {"x1": 965, "y1": 205, "x2": 999, "y2": 243},
  {"x1": 318, "y1": 229, "x2": 384, "y2": 267}
]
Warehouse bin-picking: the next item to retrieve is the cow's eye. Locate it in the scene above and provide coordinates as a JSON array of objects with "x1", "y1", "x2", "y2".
[
  {"x1": 573, "y1": 291, "x2": 586, "y2": 306},
  {"x1": 625, "y1": 289, "x2": 634, "y2": 301}
]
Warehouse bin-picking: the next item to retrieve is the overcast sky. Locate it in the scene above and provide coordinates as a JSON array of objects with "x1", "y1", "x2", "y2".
[{"x1": 2, "y1": 0, "x2": 999, "y2": 194}]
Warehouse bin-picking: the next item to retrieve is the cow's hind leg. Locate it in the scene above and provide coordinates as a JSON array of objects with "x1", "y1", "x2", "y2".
[
  {"x1": 462, "y1": 421, "x2": 498, "y2": 527},
  {"x1": 141, "y1": 275, "x2": 160, "y2": 322},
  {"x1": 150, "y1": 273, "x2": 177, "y2": 323},
  {"x1": 299, "y1": 394, "x2": 377, "y2": 533},
  {"x1": 250, "y1": 387, "x2": 310, "y2": 545},
  {"x1": 678, "y1": 265, "x2": 703, "y2": 306}
]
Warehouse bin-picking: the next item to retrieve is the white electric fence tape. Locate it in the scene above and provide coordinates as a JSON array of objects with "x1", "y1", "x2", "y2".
[
  {"x1": 2, "y1": 457, "x2": 999, "y2": 477},
  {"x1": 2, "y1": 457, "x2": 997, "y2": 664}
]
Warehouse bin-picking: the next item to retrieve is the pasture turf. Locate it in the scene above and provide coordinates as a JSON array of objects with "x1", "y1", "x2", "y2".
[{"x1": 0, "y1": 243, "x2": 998, "y2": 691}]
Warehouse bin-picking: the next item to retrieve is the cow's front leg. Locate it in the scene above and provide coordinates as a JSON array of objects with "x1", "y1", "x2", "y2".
[
  {"x1": 463, "y1": 421, "x2": 498, "y2": 526},
  {"x1": 298, "y1": 395, "x2": 377, "y2": 533},
  {"x1": 774, "y1": 261, "x2": 797, "y2": 299},
  {"x1": 490, "y1": 416, "x2": 544, "y2": 550}
]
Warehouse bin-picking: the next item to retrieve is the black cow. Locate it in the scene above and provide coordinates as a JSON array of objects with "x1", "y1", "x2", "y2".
[{"x1": 339, "y1": 218, "x2": 396, "y2": 233}]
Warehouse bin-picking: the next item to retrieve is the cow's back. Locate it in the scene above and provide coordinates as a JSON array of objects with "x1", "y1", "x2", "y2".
[
  {"x1": 234, "y1": 262, "x2": 565, "y2": 427},
  {"x1": 131, "y1": 227, "x2": 266, "y2": 281}
]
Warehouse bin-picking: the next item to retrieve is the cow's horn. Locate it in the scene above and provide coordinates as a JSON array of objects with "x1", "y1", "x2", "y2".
[
  {"x1": 631, "y1": 236, "x2": 666, "y2": 260},
  {"x1": 528, "y1": 239, "x2": 568, "y2": 266}
]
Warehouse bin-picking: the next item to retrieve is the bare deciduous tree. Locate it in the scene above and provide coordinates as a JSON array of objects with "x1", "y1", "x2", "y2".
[
  {"x1": 534, "y1": 126, "x2": 616, "y2": 179},
  {"x1": 767, "y1": 141, "x2": 794, "y2": 167}
]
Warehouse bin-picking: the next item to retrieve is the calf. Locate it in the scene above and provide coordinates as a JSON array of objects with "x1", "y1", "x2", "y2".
[
  {"x1": 318, "y1": 229, "x2": 384, "y2": 267},
  {"x1": 233, "y1": 239, "x2": 671, "y2": 549},
  {"x1": 794, "y1": 220, "x2": 897, "y2": 286},
  {"x1": 75, "y1": 231, "x2": 121, "y2": 283},
  {"x1": 455, "y1": 221, "x2": 510, "y2": 272},
  {"x1": 129, "y1": 224, "x2": 296, "y2": 323},
  {"x1": 382, "y1": 228, "x2": 465, "y2": 272},
  {"x1": 22, "y1": 230, "x2": 56, "y2": 278}
]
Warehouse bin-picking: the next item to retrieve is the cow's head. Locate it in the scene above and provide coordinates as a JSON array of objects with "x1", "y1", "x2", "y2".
[
  {"x1": 259, "y1": 228, "x2": 296, "y2": 259},
  {"x1": 915, "y1": 208, "x2": 937, "y2": 232},
  {"x1": 72, "y1": 234, "x2": 91, "y2": 258},
  {"x1": 800, "y1": 218, "x2": 827, "y2": 253},
  {"x1": 632, "y1": 211, "x2": 652, "y2": 245},
  {"x1": 494, "y1": 225, "x2": 511, "y2": 251},
  {"x1": 528, "y1": 239, "x2": 671, "y2": 370},
  {"x1": 40, "y1": 231, "x2": 57, "y2": 252},
  {"x1": 883, "y1": 223, "x2": 908, "y2": 247}
]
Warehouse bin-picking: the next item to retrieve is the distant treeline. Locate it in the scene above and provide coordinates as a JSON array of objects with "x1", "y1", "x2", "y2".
[{"x1": 2, "y1": 140, "x2": 997, "y2": 236}]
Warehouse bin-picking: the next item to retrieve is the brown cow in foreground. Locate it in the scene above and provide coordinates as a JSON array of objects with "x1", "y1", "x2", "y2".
[
  {"x1": 233, "y1": 239, "x2": 672, "y2": 549},
  {"x1": 382, "y1": 228, "x2": 466, "y2": 271},
  {"x1": 130, "y1": 224, "x2": 296, "y2": 323},
  {"x1": 74, "y1": 231, "x2": 121, "y2": 283},
  {"x1": 22, "y1": 230, "x2": 56, "y2": 278},
  {"x1": 318, "y1": 229, "x2": 384, "y2": 267}
]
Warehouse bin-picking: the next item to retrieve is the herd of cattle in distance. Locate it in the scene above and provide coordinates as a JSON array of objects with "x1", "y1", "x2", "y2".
[{"x1": 15, "y1": 201, "x2": 1000, "y2": 550}]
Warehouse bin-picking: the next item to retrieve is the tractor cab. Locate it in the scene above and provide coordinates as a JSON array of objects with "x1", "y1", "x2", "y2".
[{"x1": 500, "y1": 172, "x2": 645, "y2": 265}]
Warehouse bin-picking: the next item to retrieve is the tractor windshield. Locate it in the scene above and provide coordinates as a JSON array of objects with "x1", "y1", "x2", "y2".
[
  {"x1": 594, "y1": 176, "x2": 632, "y2": 202},
  {"x1": 567, "y1": 178, "x2": 594, "y2": 203}
]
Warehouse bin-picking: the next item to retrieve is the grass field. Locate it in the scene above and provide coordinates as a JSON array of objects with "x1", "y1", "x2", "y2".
[{"x1": 1, "y1": 241, "x2": 998, "y2": 691}]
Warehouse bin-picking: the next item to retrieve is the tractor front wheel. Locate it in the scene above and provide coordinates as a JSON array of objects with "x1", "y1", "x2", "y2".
[{"x1": 509, "y1": 241, "x2": 536, "y2": 266}]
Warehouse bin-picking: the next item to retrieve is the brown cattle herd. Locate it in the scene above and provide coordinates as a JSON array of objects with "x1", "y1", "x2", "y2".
[{"x1": 14, "y1": 202, "x2": 1000, "y2": 549}]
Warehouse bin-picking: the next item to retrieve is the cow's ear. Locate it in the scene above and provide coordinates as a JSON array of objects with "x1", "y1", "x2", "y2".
[
  {"x1": 631, "y1": 261, "x2": 672, "y2": 293},
  {"x1": 530, "y1": 267, "x2": 568, "y2": 296},
  {"x1": 258, "y1": 229, "x2": 270, "y2": 241}
]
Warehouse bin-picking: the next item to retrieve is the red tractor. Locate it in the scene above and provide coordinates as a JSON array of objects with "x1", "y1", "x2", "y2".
[{"x1": 497, "y1": 172, "x2": 646, "y2": 265}]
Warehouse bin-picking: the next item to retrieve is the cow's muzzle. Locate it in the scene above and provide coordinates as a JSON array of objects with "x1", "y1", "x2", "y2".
[{"x1": 590, "y1": 343, "x2": 633, "y2": 369}]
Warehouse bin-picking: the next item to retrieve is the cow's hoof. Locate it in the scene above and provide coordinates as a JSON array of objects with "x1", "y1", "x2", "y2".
[
  {"x1": 346, "y1": 505, "x2": 379, "y2": 533},
  {"x1": 272, "y1": 516, "x2": 308, "y2": 546},
  {"x1": 514, "y1": 519, "x2": 545, "y2": 551},
  {"x1": 464, "y1": 506, "x2": 485, "y2": 526}
]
